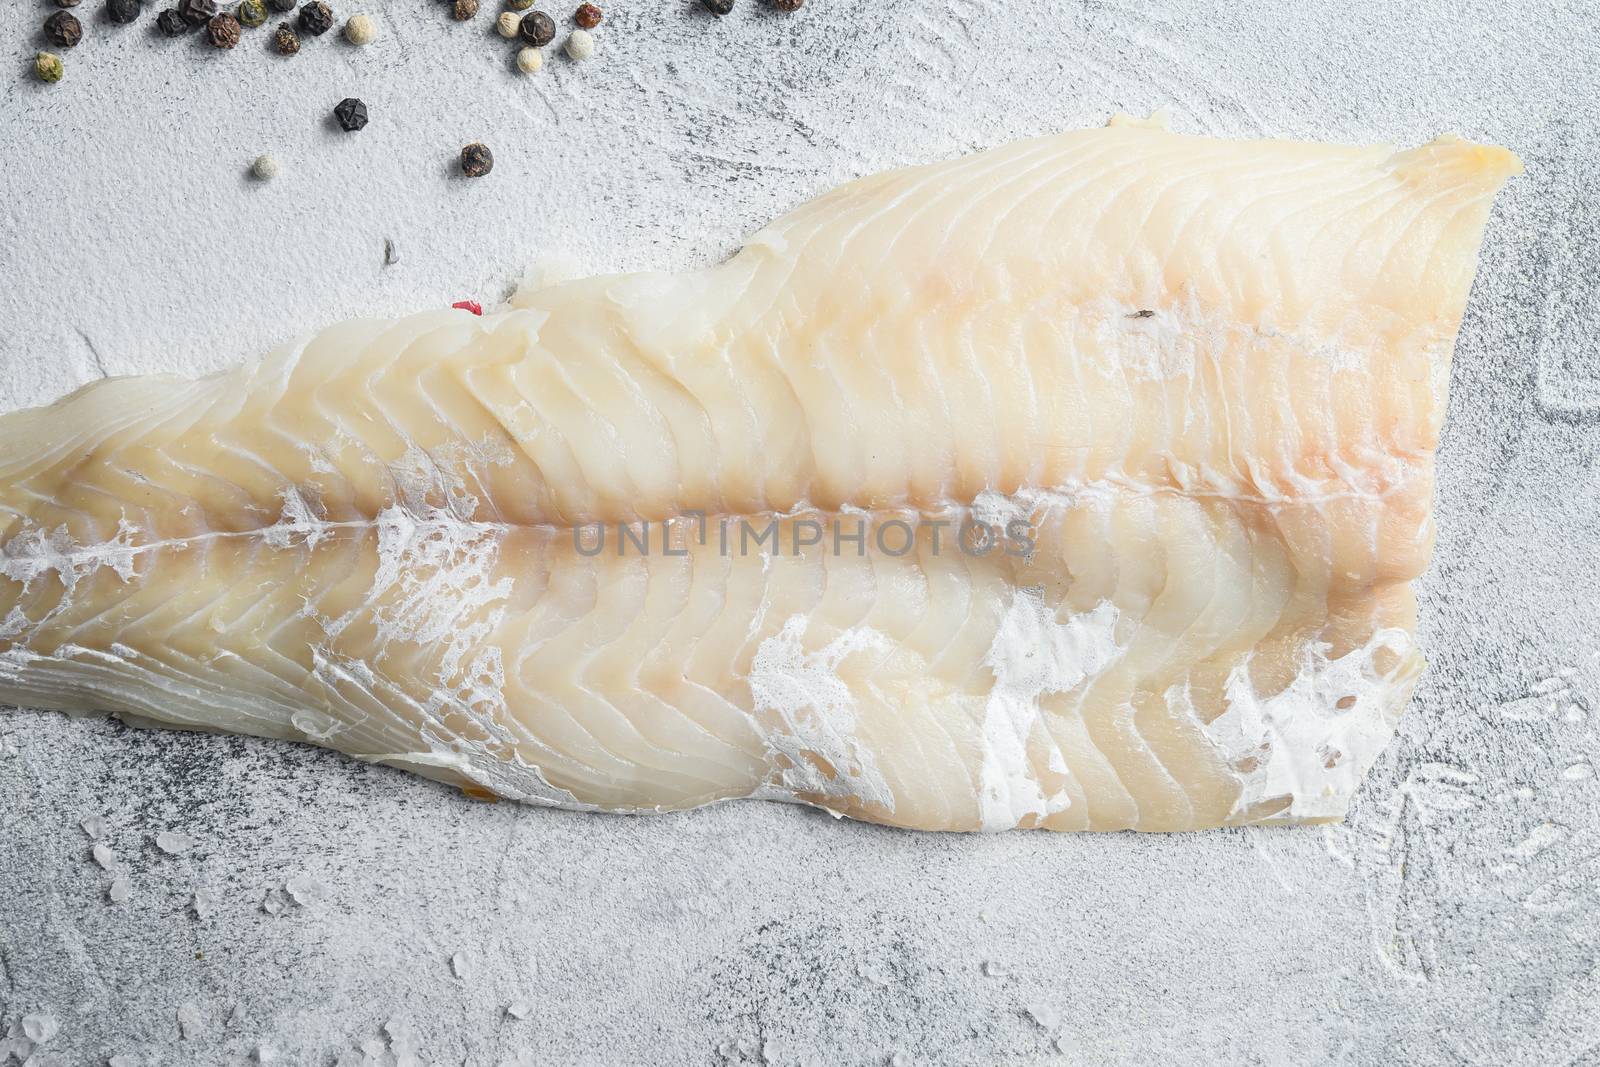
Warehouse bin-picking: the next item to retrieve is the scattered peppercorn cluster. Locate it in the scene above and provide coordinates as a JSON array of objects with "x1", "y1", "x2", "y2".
[
  {"x1": 33, "y1": 0, "x2": 804, "y2": 85},
  {"x1": 461, "y1": 0, "x2": 610, "y2": 72},
  {"x1": 31, "y1": 0, "x2": 376, "y2": 74},
  {"x1": 28, "y1": 0, "x2": 807, "y2": 180}
]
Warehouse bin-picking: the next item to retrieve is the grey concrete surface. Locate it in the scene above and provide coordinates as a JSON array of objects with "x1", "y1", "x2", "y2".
[{"x1": 0, "y1": 1, "x2": 1596, "y2": 1064}]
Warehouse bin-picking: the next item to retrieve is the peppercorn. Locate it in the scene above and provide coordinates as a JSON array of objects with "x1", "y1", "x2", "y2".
[
  {"x1": 178, "y1": 0, "x2": 216, "y2": 25},
  {"x1": 574, "y1": 3, "x2": 600, "y2": 28},
  {"x1": 518, "y1": 9, "x2": 552, "y2": 44},
  {"x1": 43, "y1": 11, "x2": 83, "y2": 47},
  {"x1": 701, "y1": 0, "x2": 732, "y2": 14},
  {"x1": 108, "y1": 0, "x2": 144, "y2": 24},
  {"x1": 770, "y1": 0, "x2": 802, "y2": 9},
  {"x1": 237, "y1": 0, "x2": 267, "y2": 27},
  {"x1": 505, "y1": 0, "x2": 532, "y2": 8},
  {"x1": 206, "y1": 12, "x2": 240, "y2": 45},
  {"x1": 272, "y1": 21, "x2": 299, "y2": 51},
  {"x1": 515, "y1": 45, "x2": 542, "y2": 73},
  {"x1": 460, "y1": 142, "x2": 493, "y2": 178},
  {"x1": 34, "y1": 51, "x2": 64, "y2": 83},
  {"x1": 265, "y1": 0, "x2": 294, "y2": 10},
  {"x1": 333, "y1": 97, "x2": 368, "y2": 132},
  {"x1": 297, "y1": 0, "x2": 332, "y2": 34},
  {"x1": 495, "y1": 11, "x2": 518, "y2": 37},
  {"x1": 450, "y1": 0, "x2": 477, "y2": 20},
  {"x1": 156, "y1": 8, "x2": 188, "y2": 34},
  {"x1": 564, "y1": 28, "x2": 592, "y2": 59},
  {"x1": 57, "y1": 0, "x2": 81, "y2": 7},
  {"x1": 343, "y1": 13, "x2": 374, "y2": 43},
  {"x1": 251, "y1": 154, "x2": 281, "y2": 180}
]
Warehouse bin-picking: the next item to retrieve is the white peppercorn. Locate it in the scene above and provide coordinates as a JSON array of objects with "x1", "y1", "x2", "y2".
[
  {"x1": 496, "y1": 11, "x2": 519, "y2": 37},
  {"x1": 343, "y1": 13, "x2": 374, "y2": 44},
  {"x1": 515, "y1": 45, "x2": 542, "y2": 73},
  {"x1": 251, "y1": 154, "x2": 281, "y2": 180},
  {"x1": 564, "y1": 27, "x2": 592, "y2": 60}
]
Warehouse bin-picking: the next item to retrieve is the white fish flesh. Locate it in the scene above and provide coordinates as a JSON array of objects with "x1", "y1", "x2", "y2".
[{"x1": 0, "y1": 118, "x2": 1520, "y2": 831}]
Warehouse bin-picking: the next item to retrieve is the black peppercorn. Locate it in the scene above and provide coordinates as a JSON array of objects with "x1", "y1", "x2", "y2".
[
  {"x1": 770, "y1": 0, "x2": 801, "y2": 9},
  {"x1": 460, "y1": 142, "x2": 493, "y2": 178},
  {"x1": 451, "y1": 0, "x2": 478, "y2": 19},
  {"x1": 206, "y1": 11, "x2": 240, "y2": 45},
  {"x1": 701, "y1": 0, "x2": 732, "y2": 13},
  {"x1": 57, "y1": 0, "x2": 82, "y2": 6},
  {"x1": 272, "y1": 20, "x2": 299, "y2": 51},
  {"x1": 333, "y1": 97, "x2": 368, "y2": 132},
  {"x1": 108, "y1": 0, "x2": 144, "y2": 24},
  {"x1": 178, "y1": 0, "x2": 216, "y2": 25},
  {"x1": 44, "y1": 11, "x2": 83, "y2": 47},
  {"x1": 297, "y1": 0, "x2": 332, "y2": 34},
  {"x1": 518, "y1": 9, "x2": 552, "y2": 44},
  {"x1": 574, "y1": 3, "x2": 601, "y2": 28},
  {"x1": 265, "y1": 0, "x2": 294, "y2": 10},
  {"x1": 156, "y1": 7, "x2": 188, "y2": 34}
]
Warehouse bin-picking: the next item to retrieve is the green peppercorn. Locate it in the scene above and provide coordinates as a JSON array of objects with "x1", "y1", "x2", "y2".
[
  {"x1": 237, "y1": 0, "x2": 267, "y2": 26},
  {"x1": 34, "y1": 51, "x2": 64, "y2": 83},
  {"x1": 156, "y1": 7, "x2": 187, "y2": 34},
  {"x1": 518, "y1": 9, "x2": 552, "y2": 44},
  {"x1": 297, "y1": 0, "x2": 332, "y2": 34},
  {"x1": 206, "y1": 11, "x2": 240, "y2": 45},
  {"x1": 460, "y1": 142, "x2": 493, "y2": 178},
  {"x1": 272, "y1": 20, "x2": 299, "y2": 51},
  {"x1": 44, "y1": 11, "x2": 83, "y2": 47},
  {"x1": 108, "y1": 0, "x2": 144, "y2": 24}
]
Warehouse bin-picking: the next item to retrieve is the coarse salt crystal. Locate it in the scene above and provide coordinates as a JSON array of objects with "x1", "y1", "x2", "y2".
[
  {"x1": 285, "y1": 874, "x2": 326, "y2": 906},
  {"x1": 156, "y1": 830, "x2": 194, "y2": 855},
  {"x1": 1026, "y1": 1003, "x2": 1062, "y2": 1030}
]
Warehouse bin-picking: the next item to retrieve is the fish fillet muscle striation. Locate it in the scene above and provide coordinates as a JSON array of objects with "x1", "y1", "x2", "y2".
[{"x1": 0, "y1": 120, "x2": 1520, "y2": 831}]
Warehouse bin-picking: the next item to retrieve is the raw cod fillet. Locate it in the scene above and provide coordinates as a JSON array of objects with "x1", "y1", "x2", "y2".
[{"x1": 0, "y1": 119, "x2": 1519, "y2": 831}]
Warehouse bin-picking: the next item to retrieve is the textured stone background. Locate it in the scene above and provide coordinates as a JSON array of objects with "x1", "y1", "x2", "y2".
[{"x1": 1, "y1": 1, "x2": 1596, "y2": 1064}]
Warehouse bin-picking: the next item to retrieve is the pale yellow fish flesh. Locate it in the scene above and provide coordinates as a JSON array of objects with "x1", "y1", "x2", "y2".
[{"x1": 0, "y1": 121, "x2": 1520, "y2": 831}]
